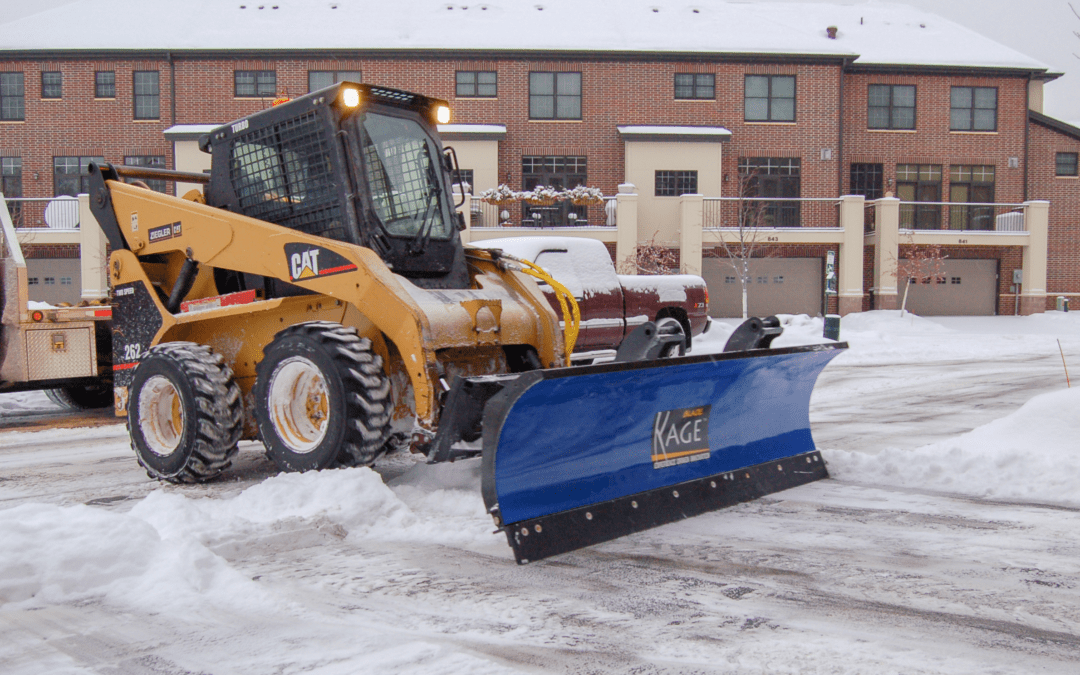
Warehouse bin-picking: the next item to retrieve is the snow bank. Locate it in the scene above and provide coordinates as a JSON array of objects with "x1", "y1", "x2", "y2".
[
  {"x1": 0, "y1": 502, "x2": 267, "y2": 613},
  {"x1": 825, "y1": 387, "x2": 1080, "y2": 508},
  {"x1": 0, "y1": 462, "x2": 497, "y2": 612}
]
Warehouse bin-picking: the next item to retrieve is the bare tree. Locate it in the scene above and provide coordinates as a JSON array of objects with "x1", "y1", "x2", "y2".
[
  {"x1": 617, "y1": 231, "x2": 679, "y2": 275},
  {"x1": 894, "y1": 233, "x2": 948, "y2": 316},
  {"x1": 717, "y1": 171, "x2": 770, "y2": 318}
]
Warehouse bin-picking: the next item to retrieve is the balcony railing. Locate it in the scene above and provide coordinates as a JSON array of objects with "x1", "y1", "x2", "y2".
[
  {"x1": 469, "y1": 196, "x2": 618, "y2": 229},
  {"x1": 703, "y1": 197, "x2": 841, "y2": 229},
  {"x1": 3, "y1": 196, "x2": 81, "y2": 230},
  {"x1": 898, "y1": 201, "x2": 1026, "y2": 233}
]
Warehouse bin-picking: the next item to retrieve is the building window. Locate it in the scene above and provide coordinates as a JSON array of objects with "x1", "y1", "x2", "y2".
[
  {"x1": 950, "y1": 86, "x2": 997, "y2": 131},
  {"x1": 41, "y1": 71, "x2": 62, "y2": 99},
  {"x1": 455, "y1": 168, "x2": 474, "y2": 194},
  {"x1": 28, "y1": 277, "x2": 38, "y2": 285},
  {"x1": 675, "y1": 73, "x2": 714, "y2": 100},
  {"x1": 456, "y1": 71, "x2": 497, "y2": 98},
  {"x1": 1, "y1": 157, "x2": 22, "y2": 197},
  {"x1": 897, "y1": 164, "x2": 942, "y2": 229},
  {"x1": 529, "y1": 72, "x2": 581, "y2": 120},
  {"x1": 949, "y1": 165, "x2": 995, "y2": 230},
  {"x1": 522, "y1": 155, "x2": 586, "y2": 225},
  {"x1": 60, "y1": 277, "x2": 72, "y2": 285},
  {"x1": 850, "y1": 163, "x2": 884, "y2": 200},
  {"x1": 235, "y1": 70, "x2": 276, "y2": 97},
  {"x1": 308, "y1": 70, "x2": 361, "y2": 92},
  {"x1": 868, "y1": 84, "x2": 914, "y2": 130},
  {"x1": 1, "y1": 73, "x2": 25, "y2": 121},
  {"x1": 1056, "y1": 152, "x2": 1078, "y2": 177},
  {"x1": 738, "y1": 157, "x2": 801, "y2": 227},
  {"x1": 951, "y1": 277, "x2": 961, "y2": 284},
  {"x1": 133, "y1": 71, "x2": 159, "y2": 120},
  {"x1": 95, "y1": 71, "x2": 115, "y2": 98},
  {"x1": 655, "y1": 170, "x2": 698, "y2": 196},
  {"x1": 54, "y1": 156, "x2": 104, "y2": 196},
  {"x1": 44, "y1": 277, "x2": 55, "y2": 286},
  {"x1": 125, "y1": 155, "x2": 167, "y2": 193},
  {"x1": 744, "y1": 75, "x2": 795, "y2": 122}
]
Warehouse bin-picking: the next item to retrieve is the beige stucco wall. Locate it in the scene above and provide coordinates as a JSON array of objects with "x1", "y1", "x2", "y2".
[
  {"x1": 173, "y1": 139, "x2": 213, "y2": 197},
  {"x1": 442, "y1": 139, "x2": 500, "y2": 194},
  {"x1": 623, "y1": 140, "x2": 723, "y2": 246}
]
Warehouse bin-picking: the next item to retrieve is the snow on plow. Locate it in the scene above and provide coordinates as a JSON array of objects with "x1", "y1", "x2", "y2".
[{"x1": 470, "y1": 341, "x2": 847, "y2": 563}]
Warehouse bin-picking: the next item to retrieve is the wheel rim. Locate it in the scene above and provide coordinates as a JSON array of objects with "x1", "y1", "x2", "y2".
[
  {"x1": 267, "y1": 357, "x2": 330, "y2": 454},
  {"x1": 138, "y1": 375, "x2": 184, "y2": 457}
]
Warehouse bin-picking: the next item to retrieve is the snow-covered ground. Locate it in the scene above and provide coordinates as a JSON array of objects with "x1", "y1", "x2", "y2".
[{"x1": 2, "y1": 311, "x2": 1079, "y2": 674}]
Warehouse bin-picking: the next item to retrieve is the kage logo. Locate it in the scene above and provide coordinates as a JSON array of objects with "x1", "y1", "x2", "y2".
[
  {"x1": 284, "y1": 243, "x2": 358, "y2": 282},
  {"x1": 651, "y1": 405, "x2": 712, "y2": 469}
]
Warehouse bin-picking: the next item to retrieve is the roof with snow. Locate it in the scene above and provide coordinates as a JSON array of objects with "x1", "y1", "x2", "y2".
[{"x1": 0, "y1": 0, "x2": 1049, "y2": 72}]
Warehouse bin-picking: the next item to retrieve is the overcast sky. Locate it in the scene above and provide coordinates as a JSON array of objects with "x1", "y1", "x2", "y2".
[{"x1": 4, "y1": 0, "x2": 1078, "y2": 122}]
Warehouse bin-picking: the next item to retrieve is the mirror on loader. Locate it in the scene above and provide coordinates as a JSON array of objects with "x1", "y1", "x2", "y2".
[{"x1": 87, "y1": 82, "x2": 848, "y2": 565}]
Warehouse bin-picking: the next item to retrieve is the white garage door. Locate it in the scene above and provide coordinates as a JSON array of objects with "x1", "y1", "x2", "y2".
[
  {"x1": 902, "y1": 259, "x2": 998, "y2": 316},
  {"x1": 702, "y1": 258, "x2": 823, "y2": 318}
]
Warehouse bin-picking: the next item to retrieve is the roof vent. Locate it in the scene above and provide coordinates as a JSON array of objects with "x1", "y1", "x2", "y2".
[{"x1": 826, "y1": 26, "x2": 838, "y2": 39}]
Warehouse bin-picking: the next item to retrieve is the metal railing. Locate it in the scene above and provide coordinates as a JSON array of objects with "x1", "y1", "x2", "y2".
[
  {"x1": 897, "y1": 201, "x2": 1026, "y2": 233},
  {"x1": 3, "y1": 196, "x2": 81, "y2": 230},
  {"x1": 470, "y1": 197, "x2": 618, "y2": 229},
  {"x1": 703, "y1": 197, "x2": 841, "y2": 229},
  {"x1": 864, "y1": 202, "x2": 877, "y2": 233}
]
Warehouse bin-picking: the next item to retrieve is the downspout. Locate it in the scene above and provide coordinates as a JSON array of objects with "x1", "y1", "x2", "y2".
[
  {"x1": 837, "y1": 58, "x2": 847, "y2": 197},
  {"x1": 168, "y1": 51, "x2": 176, "y2": 126},
  {"x1": 1023, "y1": 73, "x2": 1030, "y2": 202}
]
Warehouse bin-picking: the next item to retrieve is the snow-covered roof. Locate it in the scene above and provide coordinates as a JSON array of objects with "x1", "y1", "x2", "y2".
[
  {"x1": 437, "y1": 124, "x2": 506, "y2": 140},
  {"x1": 163, "y1": 124, "x2": 219, "y2": 140},
  {"x1": 617, "y1": 126, "x2": 732, "y2": 142},
  {"x1": 0, "y1": 0, "x2": 1049, "y2": 72}
]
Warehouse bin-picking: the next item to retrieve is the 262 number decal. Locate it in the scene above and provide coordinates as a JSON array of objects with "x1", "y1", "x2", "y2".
[{"x1": 123, "y1": 343, "x2": 143, "y2": 361}]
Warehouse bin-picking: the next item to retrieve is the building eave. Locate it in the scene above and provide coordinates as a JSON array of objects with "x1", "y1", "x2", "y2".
[{"x1": 1030, "y1": 111, "x2": 1080, "y2": 142}]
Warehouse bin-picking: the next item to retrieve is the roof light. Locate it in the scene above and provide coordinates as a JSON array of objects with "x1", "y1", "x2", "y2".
[
  {"x1": 436, "y1": 105, "x2": 451, "y2": 124},
  {"x1": 342, "y1": 88, "x2": 361, "y2": 108}
]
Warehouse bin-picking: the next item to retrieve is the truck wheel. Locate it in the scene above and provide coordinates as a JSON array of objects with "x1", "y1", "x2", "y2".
[
  {"x1": 45, "y1": 382, "x2": 113, "y2": 410},
  {"x1": 254, "y1": 322, "x2": 392, "y2": 473},
  {"x1": 128, "y1": 343, "x2": 243, "y2": 483}
]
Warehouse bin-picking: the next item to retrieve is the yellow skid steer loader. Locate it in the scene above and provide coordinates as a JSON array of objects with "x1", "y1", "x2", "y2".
[{"x1": 90, "y1": 83, "x2": 844, "y2": 562}]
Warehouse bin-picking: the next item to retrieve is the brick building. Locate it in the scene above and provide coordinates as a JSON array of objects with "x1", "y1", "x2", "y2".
[{"x1": 2, "y1": 0, "x2": 1078, "y2": 316}]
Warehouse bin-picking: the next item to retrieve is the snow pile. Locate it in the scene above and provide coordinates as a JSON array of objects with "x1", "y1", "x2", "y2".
[
  {"x1": 0, "y1": 502, "x2": 268, "y2": 612},
  {"x1": 825, "y1": 387, "x2": 1080, "y2": 508},
  {"x1": 0, "y1": 390, "x2": 61, "y2": 414},
  {"x1": 0, "y1": 462, "x2": 496, "y2": 611}
]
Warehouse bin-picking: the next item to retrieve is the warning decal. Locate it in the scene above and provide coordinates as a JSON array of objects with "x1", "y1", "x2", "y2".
[
  {"x1": 651, "y1": 405, "x2": 712, "y2": 469},
  {"x1": 284, "y1": 243, "x2": 358, "y2": 282}
]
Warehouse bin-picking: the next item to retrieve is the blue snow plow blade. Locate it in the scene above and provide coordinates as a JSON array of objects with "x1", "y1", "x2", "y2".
[{"x1": 478, "y1": 343, "x2": 847, "y2": 563}]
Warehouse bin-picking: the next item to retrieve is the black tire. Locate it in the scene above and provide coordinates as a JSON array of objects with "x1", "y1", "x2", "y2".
[
  {"x1": 655, "y1": 317, "x2": 687, "y2": 358},
  {"x1": 45, "y1": 381, "x2": 113, "y2": 410},
  {"x1": 128, "y1": 343, "x2": 243, "y2": 483},
  {"x1": 254, "y1": 322, "x2": 392, "y2": 473}
]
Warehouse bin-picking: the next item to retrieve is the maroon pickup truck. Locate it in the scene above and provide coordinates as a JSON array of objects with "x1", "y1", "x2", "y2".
[{"x1": 473, "y1": 237, "x2": 710, "y2": 359}]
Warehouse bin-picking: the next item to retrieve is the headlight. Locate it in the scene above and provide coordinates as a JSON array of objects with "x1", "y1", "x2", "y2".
[
  {"x1": 342, "y1": 88, "x2": 361, "y2": 108},
  {"x1": 435, "y1": 105, "x2": 451, "y2": 124}
]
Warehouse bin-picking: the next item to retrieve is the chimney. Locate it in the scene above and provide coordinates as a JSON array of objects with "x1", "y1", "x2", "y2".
[{"x1": 826, "y1": 26, "x2": 838, "y2": 39}]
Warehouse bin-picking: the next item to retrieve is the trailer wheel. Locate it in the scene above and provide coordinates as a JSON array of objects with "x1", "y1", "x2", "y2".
[
  {"x1": 45, "y1": 382, "x2": 113, "y2": 410},
  {"x1": 254, "y1": 322, "x2": 392, "y2": 473},
  {"x1": 128, "y1": 343, "x2": 243, "y2": 483}
]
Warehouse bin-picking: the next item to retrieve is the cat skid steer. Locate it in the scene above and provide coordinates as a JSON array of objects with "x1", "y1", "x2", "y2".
[{"x1": 90, "y1": 82, "x2": 845, "y2": 563}]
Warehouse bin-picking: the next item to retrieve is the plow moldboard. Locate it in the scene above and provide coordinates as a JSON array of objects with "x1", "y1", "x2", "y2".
[{"x1": 479, "y1": 343, "x2": 846, "y2": 563}]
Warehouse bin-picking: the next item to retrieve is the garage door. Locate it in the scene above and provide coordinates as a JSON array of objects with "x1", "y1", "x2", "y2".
[
  {"x1": 702, "y1": 258, "x2": 822, "y2": 318},
  {"x1": 902, "y1": 259, "x2": 997, "y2": 316},
  {"x1": 26, "y1": 259, "x2": 82, "y2": 305}
]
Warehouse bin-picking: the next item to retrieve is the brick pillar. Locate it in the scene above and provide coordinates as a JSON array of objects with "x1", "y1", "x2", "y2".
[
  {"x1": 78, "y1": 194, "x2": 109, "y2": 302},
  {"x1": 679, "y1": 193, "x2": 704, "y2": 276},
  {"x1": 615, "y1": 185, "x2": 639, "y2": 273},
  {"x1": 873, "y1": 197, "x2": 900, "y2": 310},
  {"x1": 837, "y1": 195, "x2": 864, "y2": 315},
  {"x1": 1020, "y1": 200, "x2": 1049, "y2": 315}
]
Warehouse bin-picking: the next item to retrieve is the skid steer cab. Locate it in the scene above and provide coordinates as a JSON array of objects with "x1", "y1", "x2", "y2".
[{"x1": 90, "y1": 81, "x2": 846, "y2": 563}]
